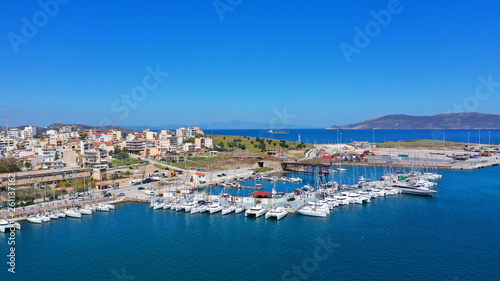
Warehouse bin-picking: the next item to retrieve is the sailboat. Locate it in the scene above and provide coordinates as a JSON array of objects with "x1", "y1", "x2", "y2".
[
  {"x1": 28, "y1": 186, "x2": 44, "y2": 223},
  {"x1": 266, "y1": 171, "x2": 287, "y2": 220}
]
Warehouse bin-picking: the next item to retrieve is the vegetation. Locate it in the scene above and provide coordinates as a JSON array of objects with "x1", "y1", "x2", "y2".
[
  {"x1": 0, "y1": 157, "x2": 22, "y2": 173},
  {"x1": 183, "y1": 137, "x2": 196, "y2": 144},
  {"x1": 154, "y1": 164, "x2": 169, "y2": 170},
  {"x1": 163, "y1": 155, "x2": 234, "y2": 171},
  {"x1": 376, "y1": 139, "x2": 464, "y2": 149},
  {"x1": 252, "y1": 167, "x2": 274, "y2": 173},
  {"x1": 207, "y1": 134, "x2": 312, "y2": 154},
  {"x1": 108, "y1": 152, "x2": 143, "y2": 167}
]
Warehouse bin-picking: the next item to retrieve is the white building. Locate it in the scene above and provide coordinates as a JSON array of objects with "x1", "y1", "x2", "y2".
[
  {"x1": 24, "y1": 126, "x2": 37, "y2": 138},
  {"x1": 182, "y1": 143, "x2": 196, "y2": 151}
]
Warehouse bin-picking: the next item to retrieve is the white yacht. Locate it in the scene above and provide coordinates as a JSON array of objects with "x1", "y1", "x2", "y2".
[
  {"x1": 152, "y1": 201, "x2": 164, "y2": 210},
  {"x1": 289, "y1": 177, "x2": 303, "y2": 183},
  {"x1": 357, "y1": 191, "x2": 371, "y2": 203},
  {"x1": 325, "y1": 197, "x2": 339, "y2": 209},
  {"x1": 41, "y1": 214, "x2": 51, "y2": 222},
  {"x1": 334, "y1": 195, "x2": 350, "y2": 205},
  {"x1": 163, "y1": 202, "x2": 172, "y2": 210},
  {"x1": 48, "y1": 211, "x2": 59, "y2": 219},
  {"x1": 393, "y1": 182, "x2": 438, "y2": 196},
  {"x1": 182, "y1": 201, "x2": 196, "y2": 212},
  {"x1": 308, "y1": 202, "x2": 330, "y2": 214},
  {"x1": 57, "y1": 211, "x2": 67, "y2": 218},
  {"x1": 175, "y1": 203, "x2": 185, "y2": 212},
  {"x1": 96, "y1": 204, "x2": 110, "y2": 212},
  {"x1": 265, "y1": 207, "x2": 287, "y2": 220},
  {"x1": 245, "y1": 204, "x2": 267, "y2": 218},
  {"x1": 344, "y1": 193, "x2": 362, "y2": 204},
  {"x1": 297, "y1": 206, "x2": 327, "y2": 217},
  {"x1": 79, "y1": 206, "x2": 93, "y2": 215},
  {"x1": 208, "y1": 202, "x2": 223, "y2": 214},
  {"x1": 221, "y1": 205, "x2": 236, "y2": 215},
  {"x1": 65, "y1": 209, "x2": 82, "y2": 218},
  {"x1": 234, "y1": 205, "x2": 245, "y2": 214},
  {"x1": 190, "y1": 204, "x2": 202, "y2": 214},
  {"x1": 27, "y1": 214, "x2": 43, "y2": 224}
]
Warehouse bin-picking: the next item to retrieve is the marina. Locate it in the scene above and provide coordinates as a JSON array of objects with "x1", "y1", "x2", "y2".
[
  {"x1": 2, "y1": 163, "x2": 443, "y2": 232},
  {"x1": 2, "y1": 164, "x2": 498, "y2": 281}
]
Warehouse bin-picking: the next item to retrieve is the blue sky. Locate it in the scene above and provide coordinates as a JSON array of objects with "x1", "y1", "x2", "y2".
[{"x1": 1, "y1": 0, "x2": 500, "y2": 128}]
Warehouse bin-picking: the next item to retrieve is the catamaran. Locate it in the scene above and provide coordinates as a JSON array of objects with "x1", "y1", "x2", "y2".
[
  {"x1": 245, "y1": 204, "x2": 267, "y2": 218},
  {"x1": 265, "y1": 206, "x2": 287, "y2": 220}
]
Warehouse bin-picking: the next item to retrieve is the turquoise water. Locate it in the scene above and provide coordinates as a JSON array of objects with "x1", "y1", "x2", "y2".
[
  {"x1": 210, "y1": 129, "x2": 500, "y2": 145},
  {"x1": 2, "y1": 166, "x2": 500, "y2": 280}
]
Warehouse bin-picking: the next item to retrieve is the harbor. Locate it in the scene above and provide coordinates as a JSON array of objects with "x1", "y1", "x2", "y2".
[
  {"x1": 1, "y1": 162, "x2": 443, "y2": 230},
  {"x1": 3, "y1": 164, "x2": 498, "y2": 281}
]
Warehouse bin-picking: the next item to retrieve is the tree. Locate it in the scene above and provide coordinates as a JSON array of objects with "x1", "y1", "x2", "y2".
[
  {"x1": 24, "y1": 162, "x2": 32, "y2": 169},
  {"x1": 54, "y1": 151, "x2": 60, "y2": 161},
  {"x1": 114, "y1": 151, "x2": 129, "y2": 160},
  {"x1": 0, "y1": 157, "x2": 21, "y2": 173},
  {"x1": 79, "y1": 133, "x2": 88, "y2": 140}
]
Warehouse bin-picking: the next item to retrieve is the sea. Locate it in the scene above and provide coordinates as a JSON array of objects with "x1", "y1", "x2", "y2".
[
  {"x1": 1, "y1": 130, "x2": 500, "y2": 281},
  {"x1": 209, "y1": 129, "x2": 500, "y2": 145}
]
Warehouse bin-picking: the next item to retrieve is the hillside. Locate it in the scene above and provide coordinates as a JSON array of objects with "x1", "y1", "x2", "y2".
[{"x1": 328, "y1": 113, "x2": 500, "y2": 129}]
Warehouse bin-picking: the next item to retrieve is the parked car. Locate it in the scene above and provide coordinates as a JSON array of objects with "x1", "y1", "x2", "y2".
[
  {"x1": 217, "y1": 174, "x2": 222, "y2": 177},
  {"x1": 118, "y1": 193, "x2": 126, "y2": 197},
  {"x1": 69, "y1": 195, "x2": 78, "y2": 199},
  {"x1": 113, "y1": 186, "x2": 120, "y2": 189},
  {"x1": 104, "y1": 193, "x2": 112, "y2": 197},
  {"x1": 287, "y1": 197, "x2": 295, "y2": 202},
  {"x1": 221, "y1": 173, "x2": 226, "y2": 176},
  {"x1": 137, "y1": 187, "x2": 145, "y2": 190}
]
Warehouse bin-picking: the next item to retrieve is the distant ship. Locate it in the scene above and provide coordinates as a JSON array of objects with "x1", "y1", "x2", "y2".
[{"x1": 268, "y1": 130, "x2": 289, "y2": 134}]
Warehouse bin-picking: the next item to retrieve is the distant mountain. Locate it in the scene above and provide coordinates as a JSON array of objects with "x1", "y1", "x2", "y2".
[
  {"x1": 119, "y1": 120, "x2": 315, "y2": 130},
  {"x1": 328, "y1": 113, "x2": 500, "y2": 129}
]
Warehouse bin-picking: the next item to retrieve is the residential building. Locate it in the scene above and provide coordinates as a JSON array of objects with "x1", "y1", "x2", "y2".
[
  {"x1": 126, "y1": 140, "x2": 146, "y2": 155},
  {"x1": 195, "y1": 137, "x2": 213, "y2": 148}
]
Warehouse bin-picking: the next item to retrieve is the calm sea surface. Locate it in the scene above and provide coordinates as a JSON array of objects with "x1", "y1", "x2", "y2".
[
  {"x1": 209, "y1": 129, "x2": 500, "y2": 145},
  {"x1": 1, "y1": 165, "x2": 499, "y2": 280}
]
